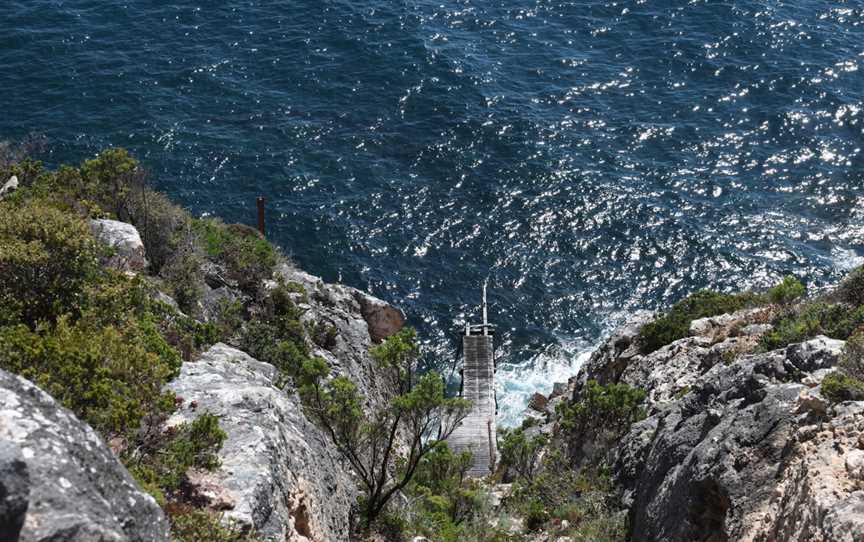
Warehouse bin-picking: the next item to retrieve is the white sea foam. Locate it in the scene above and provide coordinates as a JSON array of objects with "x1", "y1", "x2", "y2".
[
  {"x1": 832, "y1": 246, "x2": 864, "y2": 271},
  {"x1": 495, "y1": 339, "x2": 595, "y2": 428}
]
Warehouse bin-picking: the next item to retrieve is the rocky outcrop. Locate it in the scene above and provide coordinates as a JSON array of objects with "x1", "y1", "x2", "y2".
[
  {"x1": 553, "y1": 305, "x2": 864, "y2": 541},
  {"x1": 90, "y1": 219, "x2": 148, "y2": 272},
  {"x1": 354, "y1": 291, "x2": 406, "y2": 343},
  {"x1": 274, "y1": 264, "x2": 404, "y2": 410},
  {"x1": 166, "y1": 343, "x2": 356, "y2": 542},
  {"x1": 0, "y1": 175, "x2": 18, "y2": 199},
  {"x1": 0, "y1": 368, "x2": 169, "y2": 542}
]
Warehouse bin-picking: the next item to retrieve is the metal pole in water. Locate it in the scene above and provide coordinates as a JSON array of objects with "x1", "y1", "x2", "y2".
[{"x1": 257, "y1": 196, "x2": 266, "y2": 237}]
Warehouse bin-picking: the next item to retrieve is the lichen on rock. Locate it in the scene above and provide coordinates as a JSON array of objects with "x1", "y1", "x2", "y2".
[{"x1": 0, "y1": 368, "x2": 170, "y2": 542}]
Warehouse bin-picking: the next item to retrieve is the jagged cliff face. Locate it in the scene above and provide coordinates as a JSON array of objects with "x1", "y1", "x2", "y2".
[
  {"x1": 170, "y1": 266, "x2": 406, "y2": 541},
  {"x1": 0, "y1": 368, "x2": 170, "y2": 542},
  {"x1": 0, "y1": 215, "x2": 405, "y2": 542},
  {"x1": 552, "y1": 308, "x2": 864, "y2": 541}
]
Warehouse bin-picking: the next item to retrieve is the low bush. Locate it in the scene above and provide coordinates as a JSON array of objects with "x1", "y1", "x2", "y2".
[
  {"x1": 309, "y1": 320, "x2": 338, "y2": 350},
  {"x1": 498, "y1": 427, "x2": 548, "y2": 482},
  {"x1": 403, "y1": 442, "x2": 482, "y2": 541},
  {"x1": 0, "y1": 200, "x2": 102, "y2": 327},
  {"x1": 761, "y1": 303, "x2": 864, "y2": 351},
  {"x1": 558, "y1": 380, "x2": 646, "y2": 438},
  {"x1": 507, "y1": 453, "x2": 624, "y2": 540},
  {"x1": 194, "y1": 219, "x2": 277, "y2": 293},
  {"x1": 169, "y1": 508, "x2": 254, "y2": 542},
  {"x1": 556, "y1": 380, "x2": 645, "y2": 466},
  {"x1": 841, "y1": 332, "x2": 864, "y2": 381},
  {"x1": 160, "y1": 240, "x2": 206, "y2": 314},
  {"x1": 128, "y1": 413, "x2": 226, "y2": 505},
  {"x1": 768, "y1": 276, "x2": 806, "y2": 305},
  {"x1": 837, "y1": 266, "x2": 864, "y2": 307},
  {"x1": 821, "y1": 372, "x2": 864, "y2": 403},
  {"x1": 639, "y1": 290, "x2": 763, "y2": 354},
  {"x1": 0, "y1": 314, "x2": 180, "y2": 440}
]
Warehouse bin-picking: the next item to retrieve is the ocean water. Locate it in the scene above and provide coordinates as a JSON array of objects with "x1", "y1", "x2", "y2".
[{"x1": 2, "y1": 0, "x2": 863, "y2": 425}]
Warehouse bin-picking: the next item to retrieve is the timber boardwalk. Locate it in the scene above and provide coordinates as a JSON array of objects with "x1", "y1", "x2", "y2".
[{"x1": 447, "y1": 287, "x2": 497, "y2": 477}]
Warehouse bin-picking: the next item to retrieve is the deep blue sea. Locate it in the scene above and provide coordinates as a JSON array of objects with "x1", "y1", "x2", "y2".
[{"x1": 2, "y1": 0, "x2": 863, "y2": 424}]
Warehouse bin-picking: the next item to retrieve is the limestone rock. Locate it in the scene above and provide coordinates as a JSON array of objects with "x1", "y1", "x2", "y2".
[
  {"x1": 90, "y1": 218, "x2": 148, "y2": 272},
  {"x1": 0, "y1": 368, "x2": 169, "y2": 542},
  {"x1": 786, "y1": 336, "x2": 844, "y2": 373},
  {"x1": 560, "y1": 306, "x2": 863, "y2": 541},
  {"x1": 275, "y1": 264, "x2": 398, "y2": 410},
  {"x1": 166, "y1": 343, "x2": 356, "y2": 541},
  {"x1": 0, "y1": 175, "x2": 18, "y2": 199},
  {"x1": 0, "y1": 440, "x2": 29, "y2": 541}
]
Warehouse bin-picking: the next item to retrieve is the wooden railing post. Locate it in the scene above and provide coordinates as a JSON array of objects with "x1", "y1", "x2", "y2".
[{"x1": 256, "y1": 196, "x2": 266, "y2": 237}]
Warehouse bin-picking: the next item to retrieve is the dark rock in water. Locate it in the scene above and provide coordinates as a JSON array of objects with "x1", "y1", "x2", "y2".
[
  {"x1": 0, "y1": 368, "x2": 169, "y2": 542},
  {"x1": 528, "y1": 392, "x2": 548, "y2": 412}
]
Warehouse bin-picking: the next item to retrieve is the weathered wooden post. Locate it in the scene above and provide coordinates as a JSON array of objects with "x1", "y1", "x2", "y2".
[{"x1": 256, "y1": 196, "x2": 266, "y2": 237}]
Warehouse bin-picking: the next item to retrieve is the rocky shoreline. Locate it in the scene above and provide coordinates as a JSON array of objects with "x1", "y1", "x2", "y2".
[
  {"x1": 523, "y1": 301, "x2": 864, "y2": 541},
  {"x1": 2, "y1": 152, "x2": 863, "y2": 541}
]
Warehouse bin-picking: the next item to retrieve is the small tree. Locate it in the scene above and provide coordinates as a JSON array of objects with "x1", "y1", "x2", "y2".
[
  {"x1": 498, "y1": 427, "x2": 548, "y2": 482},
  {"x1": 840, "y1": 331, "x2": 864, "y2": 381},
  {"x1": 301, "y1": 328, "x2": 471, "y2": 528},
  {"x1": 768, "y1": 275, "x2": 806, "y2": 305}
]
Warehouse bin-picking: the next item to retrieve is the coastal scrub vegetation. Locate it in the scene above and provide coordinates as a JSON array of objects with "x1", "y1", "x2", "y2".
[
  {"x1": 638, "y1": 275, "x2": 809, "y2": 354},
  {"x1": 822, "y1": 332, "x2": 864, "y2": 403},
  {"x1": 0, "y1": 148, "x2": 277, "y2": 539},
  {"x1": 760, "y1": 270, "x2": 864, "y2": 351},
  {"x1": 638, "y1": 289, "x2": 765, "y2": 354},
  {"x1": 301, "y1": 327, "x2": 472, "y2": 531}
]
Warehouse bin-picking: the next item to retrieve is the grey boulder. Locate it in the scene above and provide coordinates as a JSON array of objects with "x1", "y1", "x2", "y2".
[
  {"x1": 166, "y1": 343, "x2": 356, "y2": 542},
  {"x1": 89, "y1": 219, "x2": 148, "y2": 272},
  {"x1": 0, "y1": 175, "x2": 18, "y2": 199},
  {"x1": 0, "y1": 368, "x2": 169, "y2": 542}
]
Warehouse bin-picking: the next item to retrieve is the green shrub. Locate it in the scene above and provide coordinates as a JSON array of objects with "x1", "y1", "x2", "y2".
[
  {"x1": 507, "y1": 457, "x2": 622, "y2": 540},
  {"x1": 160, "y1": 241, "x2": 206, "y2": 314},
  {"x1": 761, "y1": 303, "x2": 864, "y2": 350},
  {"x1": 241, "y1": 321, "x2": 310, "y2": 378},
  {"x1": 837, "y1": 266, "x2": 864, "y2": 307},
  {"x1": 169, "y1": 508, "x2": 254, "y2": 542},
  {"x1": 841, "y1": 332, "x2": 864, "y2": 381},
  {"x1": 768, "y1": 276, "x2": 806, "y2": 305},
  {"x1": 821, "y1": 372, "x2": 864, "y2": 403},
  {"x1": 128, "y1": 412, "x2": 227, "y2": 504},
  {"x1": 125, "y1": 190, "x2": 191, "y2": 274},
  {"x1": 193, "y1": 219, "x2": 277, "y2": 292},
  {"x1": 0, "y1": 316, "x2": 180, "y2": 440},
  {"x1": 283, "y1": 281, "x2": 309, "y2": 303},
  {"x1": 498, "y1": 427, "x2": 547, "y2": 482},
  {"x1": 404, "y1": 443, "x2": 481, "y2": 541},
  {"x1": 309, "y1": 320, "x2": 337, "y2": 350},
  {"x1": 639, "y1": 290, "x2": 763, "y2": 353},
  {"x1": 558, "y1": 380, "x2": 646, "y2": 438},
  {"x1": 0, "y1": 200, "x2": 102, "y2": 327}
]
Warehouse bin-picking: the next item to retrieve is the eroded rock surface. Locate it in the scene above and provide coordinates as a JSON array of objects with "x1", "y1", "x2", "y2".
[
  {"x1": 553, "y1": 304, "x2": 864, "y2": 542},
  {"x1": 166, "y1": 343, "x2": 356, "y2": 542},
  {"x1": 0, "y1": 368, "x2": 169, "y2": 542},
  {"x1": 90, "y1": 218, "x2": 148, "y2": 272},
  {"x1": 275, "y1": 264, "x2": 403, "y2": 410},
  {"x1": 0, "y1": 175, "x2": 18, "y2": 199}
]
